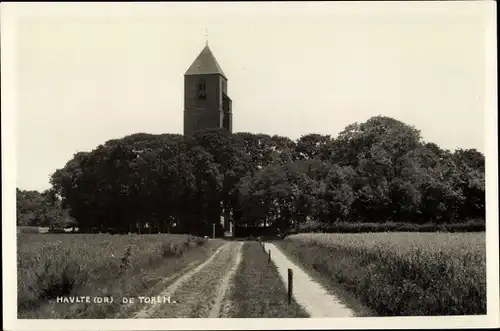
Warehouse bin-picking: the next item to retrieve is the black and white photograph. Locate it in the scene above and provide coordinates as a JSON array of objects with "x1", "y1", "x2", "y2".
[{"x1": 2, "y1": 1, "x2": 498, "y2": 330}]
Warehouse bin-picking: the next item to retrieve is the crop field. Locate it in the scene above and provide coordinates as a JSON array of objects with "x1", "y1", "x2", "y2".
[
  {"x1": 278, "y1": 232, "x2": 486, "y2": 316},
  {"x1": 17, "y1": 233, "x2": 214, "y2": 318}
]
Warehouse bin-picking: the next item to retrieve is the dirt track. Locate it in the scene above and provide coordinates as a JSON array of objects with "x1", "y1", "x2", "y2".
[
  {"x1": 134, "y1": 241, "x2": 243, "y2": 318},
  {"x1": 132, "y1": 240, "x2": 354, "y2": 318}
]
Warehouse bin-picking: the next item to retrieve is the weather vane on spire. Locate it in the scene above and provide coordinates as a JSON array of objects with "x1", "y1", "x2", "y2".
[{"x1": 205, "y1": 28, "x2": 208, "y2": 46}]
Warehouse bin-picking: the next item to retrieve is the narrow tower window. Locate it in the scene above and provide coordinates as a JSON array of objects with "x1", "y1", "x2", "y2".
[{"x1": 197, "y1": 79, "x2": 206, "y2": 100}]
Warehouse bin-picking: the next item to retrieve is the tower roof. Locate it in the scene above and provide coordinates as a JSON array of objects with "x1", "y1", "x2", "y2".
[{"x1": 185, "y1": 45, "x2": 226, "y2": 78}]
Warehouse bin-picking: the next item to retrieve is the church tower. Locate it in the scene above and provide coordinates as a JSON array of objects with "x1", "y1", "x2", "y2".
[{"x1": 184, "y1": 44, "x2": 232, "y2": 136}]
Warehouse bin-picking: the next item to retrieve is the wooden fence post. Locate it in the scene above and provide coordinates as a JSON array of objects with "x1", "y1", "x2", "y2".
[{"x1": 288, "y1": 268, "x2": 293, "y2": 304}]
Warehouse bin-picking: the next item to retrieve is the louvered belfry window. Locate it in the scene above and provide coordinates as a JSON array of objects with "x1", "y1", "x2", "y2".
[{"x1": 197, "y1": 79, "x2": 206, "y2": 100}]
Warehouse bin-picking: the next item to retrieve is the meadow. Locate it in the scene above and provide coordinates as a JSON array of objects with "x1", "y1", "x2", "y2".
[
  {"x1": 278, "y1": 232, "x2": 486, "y2": 316},
  {"x1": 17, "y1": 233, "x2": 214, "y2": 318}
]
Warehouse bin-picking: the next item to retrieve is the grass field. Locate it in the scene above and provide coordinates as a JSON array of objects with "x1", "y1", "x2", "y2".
[
  {"x1": 224, "y1": 242, "x2": 309, "y2": 318},
  {"x1": 17, "y1": 233, "x2": 222, "y2": 318},
  {"x1": 277, "y1": 232, "x2": 486, "y2": 316}
]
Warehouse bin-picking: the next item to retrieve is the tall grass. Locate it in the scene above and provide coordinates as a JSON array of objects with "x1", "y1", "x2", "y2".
[
  {"x1": 279, "y1": 232, "x2": 486, "y2": 316},
  {"x1": 225, "y1": 242, "x2": 309, "y2": 318},
  {"x1": 17, "y1": 233, "x2": 206, "y2": 315}
]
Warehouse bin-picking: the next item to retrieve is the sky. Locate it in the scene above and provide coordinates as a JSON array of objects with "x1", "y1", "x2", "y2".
[{"x1": 3, "y1": 2, "x2": 495, "y2": 192}]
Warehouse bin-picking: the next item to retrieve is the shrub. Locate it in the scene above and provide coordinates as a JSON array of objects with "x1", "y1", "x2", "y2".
[
  {"x1": 18, "y1": 245, "x2": 89, "y2": 310},
  {"x1": 296, "y1": 219, "x2": 485, "y2": 233}
]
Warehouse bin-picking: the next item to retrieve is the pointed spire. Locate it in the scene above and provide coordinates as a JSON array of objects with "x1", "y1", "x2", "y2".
[
  {"x1": 205, "y1": 28, "x2": 208, "y2": 46},
  {"x1": 185, "y1": 44, "x2": 226, "y2": 78}
]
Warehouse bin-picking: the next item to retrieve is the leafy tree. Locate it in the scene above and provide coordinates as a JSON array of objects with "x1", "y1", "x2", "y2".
[
  {"x1": 452, "y1": 148, "x2": 485, "y2": 220},
  {"x1": 294, "y1": 134, "x2": 334, "y2": 161},
  {"x1": 16, "y1": 188, "x2": 75, "y2": 228}
]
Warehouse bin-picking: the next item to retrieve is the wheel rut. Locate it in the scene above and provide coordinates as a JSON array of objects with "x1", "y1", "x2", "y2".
[{"x1": 135, "y1": 241, "x2": 243, "y2": 318}]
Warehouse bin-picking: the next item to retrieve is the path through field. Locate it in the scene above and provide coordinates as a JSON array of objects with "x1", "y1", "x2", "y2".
[
  {"x1": 132, "y1": 240, "x2": 354, "y2": 318},
  {"x1": 134, "y1": 241, "x2": 243, "y2": 318},
  {"x1": 263, "y1": 242, "x2": 355, "y2": 317}
]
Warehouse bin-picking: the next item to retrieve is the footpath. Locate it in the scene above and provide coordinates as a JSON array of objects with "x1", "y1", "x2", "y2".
[{"x1": 263, "y1": 242, "x2": 355, "y2": 318}]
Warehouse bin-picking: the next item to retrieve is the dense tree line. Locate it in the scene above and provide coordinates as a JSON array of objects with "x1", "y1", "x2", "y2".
[
  {"x1": 45, "y1": 116, "x2": 485, "y2": 235},
  {"x1": 16, "y1": 188, "x2": 76, "y2": 229}
]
